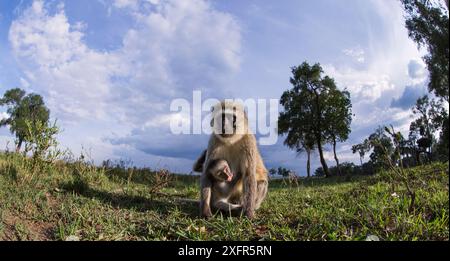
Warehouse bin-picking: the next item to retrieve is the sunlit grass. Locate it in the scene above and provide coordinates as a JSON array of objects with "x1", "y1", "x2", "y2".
[{"x1": 0, "y1": 152, "x2": 448, "y2": 241}]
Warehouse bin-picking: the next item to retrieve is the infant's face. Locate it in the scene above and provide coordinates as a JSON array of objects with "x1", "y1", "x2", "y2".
[{"x1": 213, "y1": 160, "x2": 233, "y2": 182}]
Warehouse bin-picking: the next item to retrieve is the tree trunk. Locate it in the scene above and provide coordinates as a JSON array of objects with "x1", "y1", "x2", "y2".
[
  {"x1": 312, "y1": 88, "x2": 330, "y2": 178},
  {"x1": 316, "y1": 133, "x2": 330, "y2": 177},
  {"x1": 332, "y1": 137, "x2": 341, "y2": 176},
  {"x1": 359, "y1": 156, "x2": 363, "y2": 167},
  {"x1": 306, "y1": 148, "x2": 311, "y2": 178},
  {"x1": 415, "y1": 149, "x2": 420, "y2": 165},
  {"x1": 16, "y1": 138, "x2": 23, "y2": 153}
]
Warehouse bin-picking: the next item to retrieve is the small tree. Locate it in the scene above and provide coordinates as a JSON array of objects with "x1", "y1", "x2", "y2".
[
  {"x1": 277, "y1": 167, "x2": 290, "y2": 177},
  {"x1": 0, "y1": 88, "x2": 50, "y2": 152},
  {"x1": 352, "y1": 139, "x2": 371, "y2": 166},
  {"x1": 380, "y1": 125, "x2": 417, "y2": 212},
  {"x1": 269, "y1": 168, "x2": 277, "y2": 176},
  {"x1": 324, "y1": 87, "x2": 352, "y2": 175},
  {"x1": 23, "y1": 119, "x2": 61, "y2": 163},
  {"x1": 367, "y1": 126, "x2": 394, "y2": 172}
]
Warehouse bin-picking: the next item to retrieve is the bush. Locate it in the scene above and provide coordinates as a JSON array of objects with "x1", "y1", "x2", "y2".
[
  {"x1": 23, "y1": 119, "x2": 64, "y2": 164},
  {"x1": 315, "y1": 161, "x2": 375, "y2": 177}
]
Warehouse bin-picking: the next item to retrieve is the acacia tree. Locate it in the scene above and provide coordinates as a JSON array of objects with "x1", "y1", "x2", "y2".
[
  {"x1": 323, "y1": 87, "x2": 352, "y2": 175},
  {"x1": 0, "y1": 88, "x2": 50, "y2": 152},
  {"x1": 279, "y1": 62, "x2": 348, "y2": 178},
  {"x1": 401, "y1": 0, "x2": 449, "y2": 102}
]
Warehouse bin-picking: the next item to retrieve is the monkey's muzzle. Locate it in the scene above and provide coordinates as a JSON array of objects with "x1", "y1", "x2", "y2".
[{"x1": 223, "y1": 165, "x2": 234, "y2": 182}]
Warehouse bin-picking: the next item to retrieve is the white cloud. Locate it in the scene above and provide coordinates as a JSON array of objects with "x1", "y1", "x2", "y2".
[
  {"x1": 112, "y1": 0, "x2": 160, "y2": 10},
  {"x1": 8, "y1": 0, "x2": 241, "y2": 169},
  {"x1": 113, "y1": 0, "x2": 139, "y2": 9},
  {"x1": 0, "y1": 112, "x2": 9, "y2": 121},
  {"x1": 342, "y1": 47, "x2": 365, "y2": 63},
  {"x1": 19, "y1": 77, "x2": 30, "y2": 88},
  {"x1": 10, "y1": 0, "x2": 241, "y2": 122},
  {"x1": 9, "y1": 0, "x2": 120, "y2": 121},
  {"x1": 10, "y1": 1, "x2": 85, "y2": 68},
  {"x1": 323, "y1": 0, "x2": 425, "y2": 140},
  {"x1": 408, "y1": 59, "x2": 427, "y2": 82},
  {"x1": 323, "y1": 64, "x2": 395, "y2": 102}
]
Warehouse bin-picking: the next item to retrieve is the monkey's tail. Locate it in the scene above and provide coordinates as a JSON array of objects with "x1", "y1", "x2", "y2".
[
  {"x1": 193, "y1": 150, "x2": 207, "y2": 172},
  {"x1": 175, "y1": 198, "x2": 199, "y2": 204}
]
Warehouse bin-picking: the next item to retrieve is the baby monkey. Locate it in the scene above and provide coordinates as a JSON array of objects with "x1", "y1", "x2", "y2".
[
  {"x1": 206, "y1": 159, "x2": 234, "y2": 183},
  {"x1": 204, "y1": 158, "x2": 243, "y2": 213}
]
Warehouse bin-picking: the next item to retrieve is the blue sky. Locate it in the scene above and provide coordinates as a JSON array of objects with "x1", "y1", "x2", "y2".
[{"x1": 0, "y1": 0, "x2": 432, "y2": 175}]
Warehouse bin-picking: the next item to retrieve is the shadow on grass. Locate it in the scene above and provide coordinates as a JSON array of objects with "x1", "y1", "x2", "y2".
[
  {"x1": 103, "y1": 168, "x2": 200, "y2": 190},
  {"x1": 60, "y1": 178, "x2": 199, "y2": 218}
]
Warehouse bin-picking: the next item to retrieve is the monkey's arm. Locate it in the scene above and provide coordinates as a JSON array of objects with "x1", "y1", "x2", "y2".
[
  {"x1": 242, "y1": 159, "x2": 257, "y2": 219},
  {"x1": 200, "y1": 174, "x2": 213, "y2": 218},
  {"x1": 193, "y1": 150, "x2": 207, "y2": 172}
]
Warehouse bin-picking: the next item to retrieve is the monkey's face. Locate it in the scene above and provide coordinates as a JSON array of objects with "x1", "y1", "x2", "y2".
[
  {"x1": 212, "y1": 163, "x2": 234, "y2": 182},
  {"x1": 210, "y1": 101, "x2": 248, "y2": 143}
]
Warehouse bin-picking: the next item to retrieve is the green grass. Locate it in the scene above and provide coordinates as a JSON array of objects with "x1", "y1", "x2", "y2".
[{"x1": 0, "y1": 152, "x2": 448, "y2": 241}]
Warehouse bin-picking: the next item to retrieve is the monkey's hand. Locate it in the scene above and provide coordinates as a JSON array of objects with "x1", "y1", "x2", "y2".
[
  {"x1": 200, "y1": 178, "x2": 213, "y2": 219},
  {"x1": 245, "y1": 209, "x2": 255, "y2": 219},
  {"x1": 202, "y1": 209, "x2": 213, "y2": 219}
]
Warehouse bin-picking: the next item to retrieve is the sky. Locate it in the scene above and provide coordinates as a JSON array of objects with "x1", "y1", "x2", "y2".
[{"x1": 0, "y1": 0, "x2": 433, "y2": 175}]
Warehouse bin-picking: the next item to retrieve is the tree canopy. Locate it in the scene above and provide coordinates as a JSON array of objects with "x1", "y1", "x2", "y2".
[
  {"x1": 0, "y1": 88, "x2": 50, "y2": 151},
  {"x1": 401, "y1": 0, "x2": 449, "y2": 102}
]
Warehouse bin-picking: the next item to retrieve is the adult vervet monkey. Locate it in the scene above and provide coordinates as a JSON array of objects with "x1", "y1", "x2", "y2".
[{"x1": 194, "y1": 100, "x2": 268, "y2": 219}]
